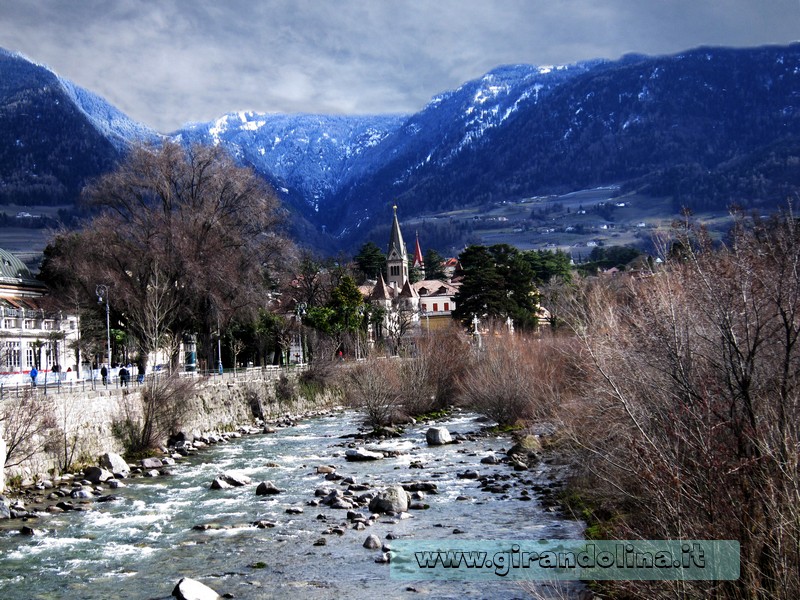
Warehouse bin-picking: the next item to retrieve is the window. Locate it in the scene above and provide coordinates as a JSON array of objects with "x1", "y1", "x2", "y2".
[
  {"x1": 433, "y1": 303, "x2": 438, "y2": 312},
  {"x1": 25, "y1": 345, "x2": 34, "y2": 368},
  {"x1": 421, "y1": 303, "x2": 427, "y2": 311},
  {"x1": 4, "y1": 341, "x2": 19, "y2": 368},
  {"x1": 24, "y1": 319, "x2": 35, "y2": 330},
  {"x1": 3, "y1": 319, "x2": 14, "y2": 329},
  {"x1": 44, "y1": 320, "x2": 54, "y2": 330},
  {"x1": 444, "y1": 302, "x2": 449, "y2": 311}
]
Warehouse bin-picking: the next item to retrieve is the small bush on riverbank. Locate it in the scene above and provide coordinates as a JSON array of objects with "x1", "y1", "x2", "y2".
[
  {"x1": 458, "y1": 332, "x2": 578, "y2": 426},
  {"x1": 340, "y1": 359, "x2": 401, "y2": 427},
  {"x1": 112, "y1": 374, "x2": 196, "y2": 456}
]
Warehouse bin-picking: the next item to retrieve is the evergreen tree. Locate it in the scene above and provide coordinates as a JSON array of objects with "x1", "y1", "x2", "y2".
[
  {"x1": 452, "y1": 244, "x2": 540, "y2": 329},
  {"x1": 423, "y1": 248, "x2": 447, "y2": 280},
  {"x1": 353, "y1": 241, "x2": 386, "y2": 282}
]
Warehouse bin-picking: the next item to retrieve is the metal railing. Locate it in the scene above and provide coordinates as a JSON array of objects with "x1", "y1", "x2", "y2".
[{"x1": 0, "y1": 364, "x2": 306, "y2": 400}]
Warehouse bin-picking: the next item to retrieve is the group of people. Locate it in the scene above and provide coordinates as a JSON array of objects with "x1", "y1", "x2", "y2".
[{"x1": 99, "y1": 363, "x2": 145, "y2": 387}]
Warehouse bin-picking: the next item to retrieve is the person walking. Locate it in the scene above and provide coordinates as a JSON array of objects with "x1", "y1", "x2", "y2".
[
  {"x1": 100, "y1": 364, "x2": 108, "y2": 386},
  {"x1": 29, "y1": 366, "x2": 37, "y2": 387},
  {"x1": 119, "y1": 366, "x2": 129, "y2": 387}
]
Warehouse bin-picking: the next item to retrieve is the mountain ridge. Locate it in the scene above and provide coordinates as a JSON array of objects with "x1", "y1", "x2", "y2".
[{"x1": 2, "y1": 43, "x2": 800, "y2": 254}]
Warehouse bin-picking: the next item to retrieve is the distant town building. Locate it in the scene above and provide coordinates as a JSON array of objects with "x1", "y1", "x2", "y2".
[{"x1": 363, "y1": 207, "x2": 461, "y2": 343}]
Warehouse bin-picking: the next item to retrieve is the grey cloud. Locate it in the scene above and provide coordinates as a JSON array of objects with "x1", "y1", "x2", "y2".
[{"x1": 1, "y1": 0, "x2": 798, "y2": 132}]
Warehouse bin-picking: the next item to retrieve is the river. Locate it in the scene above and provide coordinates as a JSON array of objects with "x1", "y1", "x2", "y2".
[{"x1": 0, "y1": 410, "x2": 584, "y2": 599}]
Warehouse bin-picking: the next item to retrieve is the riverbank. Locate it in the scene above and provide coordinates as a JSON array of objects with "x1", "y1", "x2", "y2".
[
  {"x1": 0, "y1": 408, "x2": 587, "y2": 599},
  {"x1": 0, "y1": 405, "x2": 338, "y2": 527}
]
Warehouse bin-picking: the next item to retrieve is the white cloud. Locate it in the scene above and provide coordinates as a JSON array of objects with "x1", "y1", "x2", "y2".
[{"x1": 1, "y1": 0, "x2": 798, "y2": 131}]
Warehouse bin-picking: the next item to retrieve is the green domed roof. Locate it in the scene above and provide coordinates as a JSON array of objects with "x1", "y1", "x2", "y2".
[{"x1": 0, "y1": 248, "x2": 35, "y2": 282}]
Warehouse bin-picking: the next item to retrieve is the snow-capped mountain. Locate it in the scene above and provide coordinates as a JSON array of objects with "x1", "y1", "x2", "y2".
[
  {"x1": 3, "y1": 44, "x2": 800, "y2": 253},
  {"x1": 173, "y1": 112, "x2": 404, "y2": 213}
]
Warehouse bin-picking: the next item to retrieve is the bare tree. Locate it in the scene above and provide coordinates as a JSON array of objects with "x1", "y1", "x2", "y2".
[
  {"x1": 383, "y1": 299, "x2": 418, "y2": 356},
  {"x1": 40, "y1": 142, "x2": 295, "y2": 370}
]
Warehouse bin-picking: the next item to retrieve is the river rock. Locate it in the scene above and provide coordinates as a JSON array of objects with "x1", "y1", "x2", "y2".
[
  {"x1": 316, "y1": 465, "x2": 336, "y2": 474},
  {"x1": 0, "y1": 501, "x2": 9, "y2": 520},
  {"x1": 141, "y1": 457, "x2": 163, "y2": 469},
  {"x1": 99, "y1": 452, "x2": 130, "y2": 476},
  {"x1": 363, "y1": 534, "x2": 381, "y2": 549},
  {"x1": 83, "y1": 466, "x2": 115, "y2": 484},
  {"x1": 345, "y1": 448, "x2": 383, "y2": 461},
  {"x1": 220, "y1": 472, "x2": 251, "y2": 487},
  {"x1": 172, "y1": 576, "x2": 220, "y2": 600},
  {"x1": 368, "y1": 485, "x2": 410, "y2": 514},
  {"x1": 425, "y1": 427, "x2": 452, "y2": 446},
  {"x1": 210, "y1": 478, "x2": 233, "y2": 490},
  {"x1": 255, "y1": 481, "x2": 282, "y2": 495}
]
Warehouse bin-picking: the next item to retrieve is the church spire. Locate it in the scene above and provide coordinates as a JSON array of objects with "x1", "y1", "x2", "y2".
[
  {"x1": 413, "y1": 231, "x2": 425, "y2": 280},
  {"x1": 386, "y1": 204, "x2": 409, "y2": 290}
]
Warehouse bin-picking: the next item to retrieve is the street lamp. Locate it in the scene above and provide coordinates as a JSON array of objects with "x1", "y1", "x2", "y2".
[
  {"x1": 96, "y1": 284, "x2": 111, "y2": 372},
  {"x1": 295, "y1": 302, "x2": 307, "y2": 363}
]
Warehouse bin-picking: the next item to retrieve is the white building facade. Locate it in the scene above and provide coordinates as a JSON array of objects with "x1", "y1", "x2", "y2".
[{"x1": 0, "y1": 249, "x2": 79, "y2": 383}]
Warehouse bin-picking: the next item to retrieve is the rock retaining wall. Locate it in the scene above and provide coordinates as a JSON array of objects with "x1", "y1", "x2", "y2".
[{"x1": 0, "y1": 370, "x2": 339, "y2": 491}]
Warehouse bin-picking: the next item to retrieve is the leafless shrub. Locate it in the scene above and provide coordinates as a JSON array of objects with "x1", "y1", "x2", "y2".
[
  {"x1": 112, "y1": 374, "x2": 197, "y2": 456},
  {"x1": 560, "y1": 212, "x2": 800, "y2": 599},
  {"x1": 458, "y1": 332, "x2": 576, "y2": 426},
  {"x1": 1, "y1": 392, "x2": 57, "y2": 469},
  {"x1": 340, "y1": 359, "x2": 401, "y2": 427},
  {"x1": 399, "y1": 325, "x2": 470, "y2": 415},
  {"x1": 274, "y1": 373, "x2": 296, "y2": 405}
]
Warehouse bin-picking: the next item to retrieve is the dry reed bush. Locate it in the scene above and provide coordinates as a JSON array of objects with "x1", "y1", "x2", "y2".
[
  {"x1": 400, "y1": 324, "x2": 471, "y2": 415},
  {"x1": 560, "y1": 213, "x2": 800, "y2": 599},
  {"x1": 458, "y1": 330, "x2": 579, "y2": 426}
]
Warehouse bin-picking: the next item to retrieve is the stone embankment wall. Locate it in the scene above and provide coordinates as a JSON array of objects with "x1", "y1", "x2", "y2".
[{"x1": 0, "y1": 369, "x2": 339, "y2": 491}]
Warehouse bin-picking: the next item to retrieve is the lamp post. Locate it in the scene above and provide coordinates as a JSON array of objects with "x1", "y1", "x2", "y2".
[
  {"x1": 295, "y1": 302, "x2": 307, "y2": 363},
  {"x1": 96, "y1": 284, "x2": 111, "y2": 371},
  {"x1": 217, "y1": 315, "x2": 223, "y2": 376}
]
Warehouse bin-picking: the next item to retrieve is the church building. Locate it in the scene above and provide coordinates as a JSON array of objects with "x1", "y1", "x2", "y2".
[{"x1": 364, "y1": 207, "x2": 460, "y2": 348}]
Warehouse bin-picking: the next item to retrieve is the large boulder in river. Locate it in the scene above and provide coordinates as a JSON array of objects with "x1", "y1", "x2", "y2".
[
  {"x1": 255, "y1": 481, "x2": 282, "y2": 495},
  {"x1": 172, "y1": 576, "x2": 220, "y2": 600},
  {"x1": 426, "y1": 426, "x2": 452, "y2": 446},
  {"x1": 141, "y1": 457, "x2": 163, "y2": 469},
  {"x1": 369, "y1": 484, "x2": 410, "y2": 514},
  {"x1": 83, "y1": 466, "x2": 114, "y2": 484},
  {"x1": 99, "y1": 452, "x2": 130, "y2": 476},
  {"x1": 220, "y1": 472, "x2": 252, "y2": 487},
  {"x1": 345, "y1": 448, "x2": 383, "y2": 461}
]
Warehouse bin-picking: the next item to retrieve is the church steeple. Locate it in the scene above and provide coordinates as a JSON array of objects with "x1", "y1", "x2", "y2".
[
  {"x1": 386, "y1": 205, "x2": 409, "y2": 289},
  {"x1": 413, "y1": 231, "x2": 425, "y2": 280}
]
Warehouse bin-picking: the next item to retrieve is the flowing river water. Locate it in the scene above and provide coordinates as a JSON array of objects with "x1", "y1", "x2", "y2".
[{"x1": 0, "y1": 410, "x2": 584, "y2": 599}]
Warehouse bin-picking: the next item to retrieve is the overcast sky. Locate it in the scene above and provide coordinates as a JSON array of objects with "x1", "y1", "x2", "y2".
[{"x1": 1, "y1": 0, "x2": 799, "y2": 132}]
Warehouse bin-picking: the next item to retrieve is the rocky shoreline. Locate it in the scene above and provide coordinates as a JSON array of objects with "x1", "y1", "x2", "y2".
[{"x1": 0, "y1": 408, "x2": 337, "y2": 530}]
